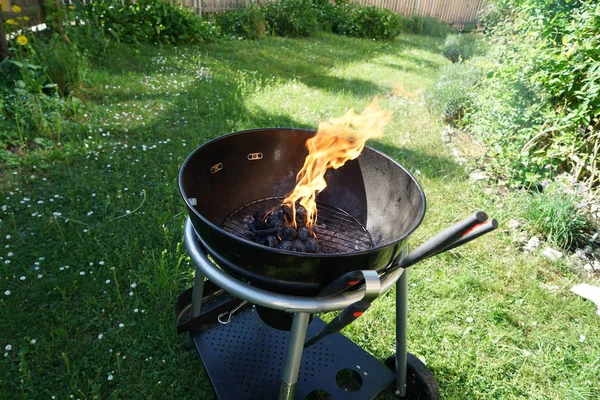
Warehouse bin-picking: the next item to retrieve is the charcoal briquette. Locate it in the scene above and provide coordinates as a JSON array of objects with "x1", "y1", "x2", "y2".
[
  {"x1": 281, "y1": 205, "x2": 293, "y2": 223},
  {"x1": 291, "y1": 240, "x2": 306, "y2": 252},
  {"x1": 277, "y1": 240, "x2": 293, "y2": 250},
  {"x1": 298, "y1": 226, "x2": 310, "y2": 242},
  {"x1": 266, "y1": 235, "x2": 279, "y2": 248},
  {"x1": 281, "y1": 226, "x2": 298, "y2": 241},
  {"x1": 266, "y1": 213, "x2": 280, "y2": 227},
  {"x1": 274, "y1": 219, "x2": 285, "y2": 230},
  {"x1": 252, "y1": 211, "x2": 266, "y2": 222},
  {"x1": 305, "y1": 238, "x2": 319, "y2": 253}
]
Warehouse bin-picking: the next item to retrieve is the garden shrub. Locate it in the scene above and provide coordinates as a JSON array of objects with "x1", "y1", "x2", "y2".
[
  {"x1": 442, "y1": 33, "x2": 486, "y2": 62},
  {"x1": 215, "y1": 3, "x2": 266, "y2": 40},
  {"x1": 424, "y1": 62, "x2": 482, "y2": 125},
  {"x1": 346, "y1": 5, "x2": 403, "y2": 40},
  {"x1": 313, "y1": 0, "x2": 356, "y2": 35},
  {"x1": 79, "y1": 0, "x2": 219, "y2": 45},
  {"x1": 263, "y1": 0, "x2": 320, "y2": 38}
]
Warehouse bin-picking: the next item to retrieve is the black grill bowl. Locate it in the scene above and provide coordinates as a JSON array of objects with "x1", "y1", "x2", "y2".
[{"x1": 179, "y1": 128, "x2": 426, "y2": 295}]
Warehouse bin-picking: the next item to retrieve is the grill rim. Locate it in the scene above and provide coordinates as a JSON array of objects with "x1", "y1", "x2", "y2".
[{"x1": 178, "y1": 128, "x2": 427, "y2": 259}]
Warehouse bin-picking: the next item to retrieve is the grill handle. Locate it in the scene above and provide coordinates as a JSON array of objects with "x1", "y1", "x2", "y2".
[
  {"x1": 399, "y1": 211, "x2": 495, "y2": 269},
  {"x1": 317, "y1": 270, "x2": 365, "y2": 297},
  {"x1": 304, "y1": 270, "x2": 381, "y2": 349}
]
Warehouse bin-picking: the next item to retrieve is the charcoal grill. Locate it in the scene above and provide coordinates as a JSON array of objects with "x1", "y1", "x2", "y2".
[{"x1": 175, "y1": 128, "x2": 497, "y2": 399}]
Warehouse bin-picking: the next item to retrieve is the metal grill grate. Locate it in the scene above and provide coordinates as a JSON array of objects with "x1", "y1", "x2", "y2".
[{"x1": 221, "y1": 197, "x2": 373, "y2": 254}]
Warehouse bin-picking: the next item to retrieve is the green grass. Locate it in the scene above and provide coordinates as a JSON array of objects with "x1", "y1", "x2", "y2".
[{"x1": 1, "y1": 32, "x2": 599, "y2": 399}]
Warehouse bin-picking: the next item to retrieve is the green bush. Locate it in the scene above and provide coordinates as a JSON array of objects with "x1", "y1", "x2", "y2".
[
  {"x1": 424, "y1": 62, "x2": 482, "y2": 124},
  {"x1": 346, "y1": 5, "x2": 403, "y2": 40},
  {"x1": 215, "y1": 3, "x2": 266, "y2": 40},
  {"x1": 263, "y1": 0, "x2": 320, "y2": 37},
  {"x1": 313, "y1": 0, "x2": 356, "y2": 35},
  {"x1": 442, "y1": 33, "x2": 485, "y2": 62},
  {"x1": 78, "y1": 0, "x2": 219, "y2": 45}
]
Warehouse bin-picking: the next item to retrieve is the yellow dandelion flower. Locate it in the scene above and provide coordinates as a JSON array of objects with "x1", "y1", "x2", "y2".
[
  {"x1": 24, "y1": 16, "x2": 30, "y2": 21},
  {"x1": 11, "y1": 4, "x2": 22, "y2": 13},
  {"x1": 6, "y1": 18, "x2": 18, "y2": 26},
  {"x1": 16, "y1": 35, "x2": 28, "y2": 46},
  {"x1": 69, "y1": 5, "x2": 75, "y2": 10}
]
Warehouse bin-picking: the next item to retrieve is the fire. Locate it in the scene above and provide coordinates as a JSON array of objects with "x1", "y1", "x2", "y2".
[{"x1": 282, "y1": 97, "x2": 393, "y2": 228}]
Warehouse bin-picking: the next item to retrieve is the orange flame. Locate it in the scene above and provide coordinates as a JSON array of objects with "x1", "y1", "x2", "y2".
[{"x1": 282, "y1": 97, "x2": 393, "y2": 228}]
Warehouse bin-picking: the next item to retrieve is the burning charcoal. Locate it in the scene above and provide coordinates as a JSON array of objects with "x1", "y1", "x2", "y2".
[
  {"x1": 305, "y1": 238, "x2": 319, "y2": 253},
  {"x1": 281, "y1": 205, "x2": 293, "y2": 224},
  {"x1": 298, "y1": 226, "x2": 310, "y2": 242},
  {"x1": 295, "y1": 205, "x2": 307, "y2": 226},
  {"x1": 281, "y1": 226, "x2": 298, "y2": 241},
  {"x1": 266, "y1": 235, "x2": 279, "y2": 248},
  {"x1": 277, "y1": 240, "x2": 293, "y2": 251},
  {"x1": 291, "y1": 240, "x2": 306, "y2": 252}
]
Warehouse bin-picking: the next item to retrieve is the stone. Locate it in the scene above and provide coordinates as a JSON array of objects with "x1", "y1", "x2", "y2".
[
  {"x1": 575, "y1": 248, "x2": 588, "y2": 262},
  {"x1": 583, "y1": 263, "x2": 594, "y2": 273},
  {"x1": 507, "y1": 219, "x2": 525, "y2": 230},
  {"x1": 542, "y1": 247, "x2": 563, "y2": 261},
  {"x1": 524, "y1": 236, "x2": 541, "y2": 252},
  {"x1": 469, "y1": 170, "x2": 488, "y2": 181},
  {"x1": 593, "y1": 260, "x2": 600, "y2": 272}
]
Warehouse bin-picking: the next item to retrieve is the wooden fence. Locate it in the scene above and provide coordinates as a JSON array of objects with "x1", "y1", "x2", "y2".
[{"x1": 186, "y1": 0, "x2": 487, "y2": 26}]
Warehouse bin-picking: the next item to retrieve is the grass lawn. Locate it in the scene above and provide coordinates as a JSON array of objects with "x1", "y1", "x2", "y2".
[{"x1": 1, "y1": 32, "x2": 599, "y2": 399}]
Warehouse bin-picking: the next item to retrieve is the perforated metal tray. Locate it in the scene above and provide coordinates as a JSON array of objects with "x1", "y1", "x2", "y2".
[{"x1": 190, "y1": 306, "x2": 394, "y2": 400}]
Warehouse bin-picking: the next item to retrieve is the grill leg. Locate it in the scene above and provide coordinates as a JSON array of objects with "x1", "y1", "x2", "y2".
[
  {"x1": 279, "y1": 312, "x2": 310, "y2": 400},
  {"x1": 185, "y1": 268, "x2": 206, "y2": 349},
  {"x1": 395, "y1": 268, "x2": 408, "y2": 397}
]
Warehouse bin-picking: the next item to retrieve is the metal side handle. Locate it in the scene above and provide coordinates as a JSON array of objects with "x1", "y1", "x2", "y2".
[
  {"x1": 399, "y1": 211, "x2": 497, "y2": 269},
  {"x1": 304, "y1": 270, "x2": 381, "y2": 348}
]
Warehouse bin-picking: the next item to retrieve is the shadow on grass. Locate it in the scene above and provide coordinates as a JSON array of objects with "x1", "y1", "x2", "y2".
[
  {"x1": 370, "y1": 140, "x2": 466, "y2": 181},
  {"x1": 88, "y1": 33, "x2": 444, "y2": 104}
]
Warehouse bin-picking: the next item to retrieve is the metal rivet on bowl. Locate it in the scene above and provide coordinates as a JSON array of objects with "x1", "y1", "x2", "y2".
[
  {"x1": 188, "y1": 198, "x2": 197, "y2": 206},
  {"x1": 210, "y1": 162, "x2": 223, "y2": 174},
  {"x1": 247, "y1": 152, "x2": 263, "y2": 161}
]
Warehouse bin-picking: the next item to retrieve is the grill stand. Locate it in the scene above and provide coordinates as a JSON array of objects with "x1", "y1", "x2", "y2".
[{"x1": 178, "y1": 218, "x2": 437, "y2": 400}]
